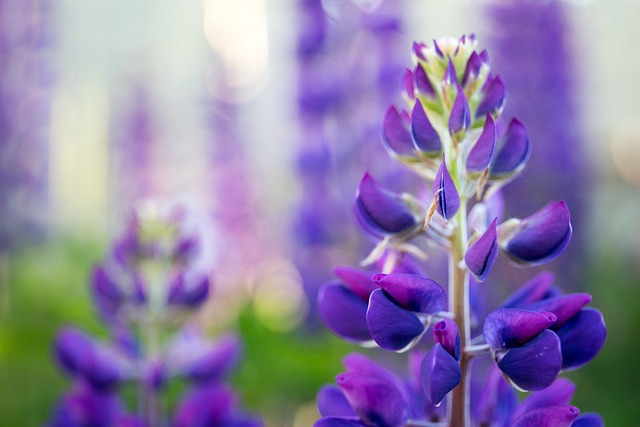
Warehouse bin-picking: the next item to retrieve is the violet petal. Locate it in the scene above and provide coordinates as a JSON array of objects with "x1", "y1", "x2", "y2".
[
  {"x1": 465, "y1": 218, "x2": 499, "y2": 282},
  {"x1": 401, "y1": 69, "x2": 415, "y2": 99},
  {"x1": 420, "y1": 344, "x2": 462, "y2": 406},
  {"x1": 511, "y1": 406, "x2": 580, "y2": 427},
  {"x1": 317, "y1": 385, "x2": 356, "y2": 417},
  {"x1": 462, "y1": 51, "x2": 481, "y2": 87},
  {"x1": 524, "y1": 293, "x2": 592, "y2": 328},
  {"x1": 484, "y1": 308, "x2": 557, "y2": 350},
  {"x1": 366, "y1": 289, "x2": 425, "y2": 351},
  {"x1": 333, "y1": 266, "x2": 378, "y2": 302},
  {"x1": 448, "y1": 84, "x2": 471, "y2": 134},
  {"x1": 497, "y1": 330, "x2": 562, "y2": 391},
  {"x1": 489, "y1": 118, "x2": 531, "y2": 178},
  {"x1": 414, "y1": 65, "x2": 435, "y2": 97},
  {"x1": 372, "y1": 273, "x2": 446, "y2": 314},
  {"x1": 466, "y1": 115, "x2": 497, "y2": 173},
  {"x1": 555, "y1": 308, "x2": 606, "y2": 371},
  {"x1": 432, "y1": 159, "x2": 460, "y2": 221},
  {"x1": 572, "y1": 413, "x2": 605, "y2": 427},
  {"x1": 433, "y1": 318, "x2": 461, "y2": 360},
  {"x1": 91, "y1": 266, "x2": 123, "y2": 317},
  {"x1": 513, "y1": 378, "x2": 576, "y2": 421},
  {"x1": 476, "y1": 75, "x2": 506, "y2": 117},
  {"x1": 54, "y1": 327, "x2": 94, "y2": 376},
  {"x1": 314, "y1": 417, "x2": 368, "y2": 427},
  {"x1": 318, "y1": 282, "x2": 371, "y2": 343},
  {"x1": 444, "y1": 57, "x2": 458, "y2": 85},
  {"x1": 411, "y1": 100, "x2": 441, "y2": 153},
  {"x1": 500, "y1": 272, "x2": 556, "y2": 309},
  {"x1": 381, "y1": 105, "x2": 414, "y2": 156}
]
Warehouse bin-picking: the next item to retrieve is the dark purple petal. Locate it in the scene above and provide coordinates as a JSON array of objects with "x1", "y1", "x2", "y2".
[
  {"x1": 420, "y1": 344, "x2": 462, "y2": 405},
  {"x1": 91, "y1": 266, "x2": 123, "y2": 317},
  {"x1": 317, "y1": 385, "x2": 356, "y2": 418},
  {"x1": 513, "y1": 378, "x2": 576, "y2": 421},
  {"x1": 499, "y1": 201, "x2": 572, "y2": 267},
  {"x1": 318, "y1": 282, "x2": 371, "y2": 343},
  {"x1": 465, "y1": 218, "x2": 498, "y2": 282},
  {"x1": 413, "y1": 41, "x2": 427, "y2": 60},
  {"x1": 466, "y1": 115, "x2": 497, "y2": 172},
  {"x1": 525, "y1": 293, "x2": 592, "y2": 328},
  {"x1": 414, "y1": 64, "x2": 436, "y2": 97},
  {"x1": 572, "y1": 413, "x2": 605, "y2": 427},
  {"x1": 355, "y1": 173, "x2": 418, "y2": 237},
  {"x1": 54, "y1": 327, "x2": 94, "y2": 375},
  {"x1": 366, "y1": 289, "x2": 425, "y2": 351},
  {"x1": 381, "y1": 105, "x2": 414, "y2": 156},
  {"x1": 372, "y1": 273, "x2": 446, "y2": 314},
  {"x1": 500, "y1": 272, "x2": 556, "y2": 309},
  {"x1": 511, "y1": 406, "x2": 580, "y2": 427},
  {"x1": 336, "y1": 372, "x2": 409, "y2": 427},
  {"x1": 479, "y1": 49, "x2": 490, "y2": 65},
  {"x1": 411, "y1": 100, "x2": 441, "y2": 153},
  {"x1": 433, "y1": 318, "x2": 461, "y2": 360},
  {"x1": 314, "y1": 417, "x2": 368, "y2": 427},
  {"x1": 462, "y1": 51, "x2": 481, "y2": 87},
  {"x1": 448, "y1": 84, "x2": 471, "y2": 134},
  {"x1": 174, "y1": 384, "x2": 236, "y2": 427},
  {"x1": 476, "y1": 75, "x2": 506, "y2": 117},
  {"x1": 168, "y1": 274, "x2": 210, "y2": 308},
  {"x1": 401, "y1": 69, "x2": 415, "y2": 99},
  {"x1": 184, "y1": 335, "x2": 241, "y2": 383},
  {"x1": 144, "y1": 361, "x2": 166, "y2": 392},
  {"x1": 497, "y1": 330, "x2": 562, "y2": 391},
  {"x1": 555, "y1": 308, "x2": 606, "y2": 370},
  {"x1": 333, "y1": 266, "x2": 377, "y2": 302},
  {"x1": 489, "y1": 117, "x2": 531, "y2": 177},
  {"x1": 474, "y1": 365, "x2": 517, "y2": 427},
  {"x1": 444, "y1": 57, "x2": 458, "y2": 85},
  {"x1": 83, "y1": 347, "x2": 124, "y2": 391},
  {"x1": 484, "y1": 308, "x2": 557, "y2": 350},
  {"x1": 433, "y1": 39, "x2": 444, "y2": 57},
  {"x1": 433, "y1": 159, "x2": 460, "y2": 221}
]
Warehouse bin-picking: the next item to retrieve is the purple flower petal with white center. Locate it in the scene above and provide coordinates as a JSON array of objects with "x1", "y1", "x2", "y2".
[
  {"x1": 465, "y1": 218, "x2": 498, "y2": 282},
  {"x1": 91, "y1": 266, "x2": 123, "y2": 317},
  {"x1": 489, "y1": 117, "x2": 531, "y2": 178},
  {"x1": 314, "y1": 418, "x2": 368, "y2": 427},
  {"x1": 355, "y1": 173, "x2": 419, "y2": 237},
  {"x1": 184, "y1": 335, "x2": 241, "y2": 383},
  {"x1": 572, "y1": 413, "x2": 604, "y2": 427},
  {"x1": 333, "y1": 266, "x2": 378, "y2": 301},
  {"x1": 433, "y1": 318, "x2": 461, "y2": 360},
  {"x1": 500, "y1": 272, "x2": 556, "y2": 309},
  {"x1": 433, "y1": 159, "x2": 460, "y2": 221},
  {"x1": 497, "y1": 329, "x2": 562, "y2": 391},
  {"x1": 401, "y1": 69, "x2": 415, "y2": 99},
  {"x1": 462, "y1": 51, "x2": 481, "y2": 87},
  {"x1": 420, "y1": 344, "x2": 462, "y2": 406},
  {"x1": 381, "y1": 105, "x2": 414, "y2": 157},
  {"x1": 484, "y1": 308, "x2": 557, "y2": 350},
  {"x1": 411, "y1": 100, "x2": 441, "y2": 154},
  {"x1": 167, "y1": 274, "x2": 210, "y2": 308},
  {"x1": 513, "y1": 378, "x2": 576, "y2": 421},
  {"x1": 476, "y1": 75, "x2": 506, "y2": 117},
  {"x1": 443, "y1": 57, "x2": 458, "y2": 85},
  {"x1": 372, "y1": 273, "x2": 446, "y2": 314},
  {"x1": 511, "y1": 405, "x2": 580, "y2": 427},
  {"x1": 474, "y1": 365, "x2": 517, "y2": 427},
  {"x1": 54, "y1": 327, "x2": 94, "y2": 376},
  {"x1": 366, "y1": 289, "x2": 425, "y2": 351},
  {"x1": 318, "y1": 281, "x2": 371, "y2": 343},
  {"x1": 414, "y1": 64, "x2": 436, "y2": 97},
  {"x1": 554, "y1": 308, "x2": 606, "y2": 371},
  {"x1": 448, "y1": 83, "x2": 471, "y2": 134},
  {"x1": 317, "y1": 385, "x2": 356, "y2": 417},
  {"x1": 466, "y1": 115, "x2": 497, "y2": 173},
  {"x1": 336, "y1": 371, "x2": 409, "y2": 427},
  {"x1": 499, "y1": 201, "x2": 572, "y2": 267},
  {"x1": 524, "y1": 293, "x2": 592, "y2": 328}
]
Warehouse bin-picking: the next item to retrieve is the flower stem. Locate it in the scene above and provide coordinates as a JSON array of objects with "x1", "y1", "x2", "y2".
[{"x1": 448, "y1": 199, "x2": 470, "y2": 427}]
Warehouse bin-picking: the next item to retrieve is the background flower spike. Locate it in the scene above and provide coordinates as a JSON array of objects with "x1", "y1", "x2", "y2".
[
  {"x1": 498, "y1": 200, "x2": 572, "y2": 267},
  {"x1": 432, "y1": 159, "x2": 460, "y2": 220},
  {"x1": 465, "y1": 217, "x2": 498, "y2": 282}
]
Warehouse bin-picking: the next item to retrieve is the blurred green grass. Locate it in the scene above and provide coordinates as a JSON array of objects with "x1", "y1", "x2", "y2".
[{"x1": 0, "y1": 237, "x2": 638, "y2": 426}]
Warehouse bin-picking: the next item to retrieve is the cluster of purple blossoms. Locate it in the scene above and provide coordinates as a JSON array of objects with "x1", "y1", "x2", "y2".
[
  {"x1": 316, "y1": 35, "x2": 606, "y2": 427},
  {"x1": 47, "y1": 202, "x2": 261, "y2": 427}
]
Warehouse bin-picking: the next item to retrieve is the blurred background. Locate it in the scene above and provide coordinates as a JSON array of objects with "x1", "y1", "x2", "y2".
[{"x1": 0, "y1": 0, "x2": 639, "y2": 425}]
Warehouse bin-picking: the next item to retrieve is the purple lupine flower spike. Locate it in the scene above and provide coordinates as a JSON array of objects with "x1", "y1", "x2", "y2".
[
  {"x1": 433, "y1": 158, "x2": 460, "y2": 220},
  {"x1": 465, "y1": 217, "x2": 499, "y2": 282},
  {"x1": 411, "y1": 100, "x2": 441, "y2": 154},
  {"x1": 498, "y1": 200, "x2": 572, "y2": 266},
  {"x1": 167, "y1": 273, "x2": 211, "y2": 308},
  {"x1": 466, "y1": 114, "x2": 497, "y2": 173}
]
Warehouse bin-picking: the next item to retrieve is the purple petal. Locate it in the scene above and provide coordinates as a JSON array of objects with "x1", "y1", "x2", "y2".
[
  {"x1": 511, "y1": 406, "x2": 580, "y2": 427},
  {"x1": 381, "y1": 105, "x2": 414, "y2": 156},
  {"x1": 168, "y1": 274, "x2": 210, "y2": 308},
  {"x1": 411, "y1": 100, "x2": 441, "y2": 153},
  {"x1": 443, "y1": 57, "x2": 458, "y2": 85},
  {"x1": 91, "y1": 266, "x2": 123, "y2": 317},
  {"x1": 484, "y1": 308, "x2": 557, "y2": 350},
  {"x1": 500, "y1": 272, "x2": 556, "y2": 309},
  {"x1": 413, "y1": 41, "x2": 427, "y2": 61},
  {"x1": 448, "y1": 84, "x2": 471, "y2": 134},
  {"x1": 314, "y1": 417, "x2": 368, "y2": 427},
  {"x1": 366, "y1": 289, "x2": 425, "y2": 351},
  {"x1": 317, "y1": 385, "x2": 356, "y2": 417},
  {"x1": 572, "y1": 413, "x2": 605, "y2": 427},
  {"x1": 184, "y1": 335, "x2": 241, "y2": 383},
  {"x1": 474, "y1": 365, "x2": 517, "y2": 427},
  {"x1": 489, "y1": 117, "x2": 531, "y2": 177},
  {"x1": 433, "y1": 159, "x2": 460, "y2": 221},
  {"x1": 524, "y1": 293, "x2": 592, "y2": 328},
  {"x1": 83, "y1": 347, "x2": 124, "y2": 391},
  {"x1": 336, "y1": 372, "x2": 409, "y2": 427},
  {"x1": 54, "y1": 327, "x2": 94, "y2": 375},
  {"x1": 318, "y1": 282, "x2": 371, "y2": 343},
  {"x1": 465, "y1": 218, "x2": 498, "y2": 282},
  {"x1": 479, "y1": 49, "x2": 490, "y2": 65},
  {"x1": 420, "y1": 344, "x2": 462, "y2": 405},
  {"x1": 174, "y1": 384, "x2": 236, "y2": 427},
  {"x1": 355, "y1": 173, "x2": 418, "y2": 237},
  {"x1": 372, "y1": 273, "x2": 446, "y2": 314},
  {"x1": 414, "y1": 64, "x2": 436, "y2": 97},
  {"x1": 433, "y1": 39, "x2": 444, "y2": 57},
  {"x1": 343, "y1": 353, "x2": 406, "y2": 393},
  {"x1": 461, "y1": 51, "x2": 481, "y2": 87},
  {"x1": 513, "y1": 378, "x2": 576, "y2": 421},
  {"x1": 499, "y1": 201, "x2": 572, "y2": 267},
  {"x1": 433, "y1": 318, "x2": 461, "y2": 360},
  {"x1": 497, "y1": 330, "x2": 562, "y2": 391},
  {"x1": 476, "y1": 75, "x2": 506, "y2": 117},
  {"x1": 333, "y1": 266, "x2": 377, "y2": 302},
  {"x1": 466, "y1": 115, "x2": 497, "y2": 172},
  {"x1": 555, "y1": 308, "x2": 606, "y2": 370},
  {"x1": 401, "y1": 69, "x2": 415, "y2": 99}
]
